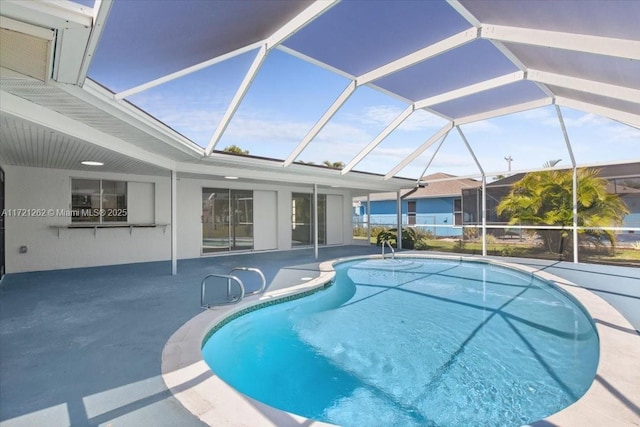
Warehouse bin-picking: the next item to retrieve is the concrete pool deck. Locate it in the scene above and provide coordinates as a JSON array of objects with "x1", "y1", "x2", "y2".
[{"x1": 1, "y1": 246, "x2": 639, "y2": 426}]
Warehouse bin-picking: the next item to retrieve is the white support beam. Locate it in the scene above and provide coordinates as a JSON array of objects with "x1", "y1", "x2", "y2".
[
  {"x1": 357, "y1": 27, "x2": 479, "y2": 85},
  {"x1": 77, "y1": 0, "x2": 113, "y2": 86},
  {"x1": 456, "y1": 98, "x2": 553, "y2": 125},
  {"x1": 447, "y1": 0, "x2": 481, "y2": 27},
  {"x1": 0, "y1": 90, "x2": 176, "y2": 170},
  {"x1": 384, "y1": 122, "x2": 454, "y2": 180},
  {"x1": 415, "y1": 71, "x2": 524, "y2": 109},
  {"x1": 481, "y1": 175, "x2": 487, "y2": 257},
  {"x1": 556, "y1": 105, "x2": 579, "y2": 264},
  {"x1": 277, "y1": 45, "x2": 357, "y2": 80},
  {"x1": 342, "y1": 104, "x2": 415, "y2": 174},
  {"x1": 205, "y1": 45, "x2": 268, "y2": 155},
  {"x1": 171, "y1": 170, "x2": 178, "y2": 275},
  {"x1": 267, "y1": 1, "x2": 339, "y2": 49},
  {"x1": 114, "y1": 41, "x2": 264, "y2": 100},
  {"x1": 396, "y1": 190, "x2": 403, "y2": 250},
  {"x1": 528, "y1": 70, "x2": 640, "y2": 105},
  {"x1": 313, "y1": 183, "x2": 319, "y2": 259},
  {"x1": 416, "y1": 129, "x2": 450, "y2": 185},
  {"x1": 555, "y1": 97, "x2": 640, "y2": 128},
  {"x1": 481, "y1": 24, "x2": 640, "y2": 61},
  {"x1": 456, "y1": 126, "x2": 484, "y2": 176},
  {"x1": 555, "y1": 105, "x2": 576, "y2": 167},
  {"x1": 284, "y1": 81, "x2": 357, "y2": 166}
]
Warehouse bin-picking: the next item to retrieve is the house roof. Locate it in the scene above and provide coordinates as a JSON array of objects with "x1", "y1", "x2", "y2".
[
  {"x1": 487, "y1": 162, "x2": 640, "y2": 188},
  {"x1": 356, "y1": 172, "x2": 480, "y2": 202}
]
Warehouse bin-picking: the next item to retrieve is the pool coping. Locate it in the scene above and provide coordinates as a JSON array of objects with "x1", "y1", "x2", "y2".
[{"x1": 161, "y1": 254, "x2": 640, "y2": 427}]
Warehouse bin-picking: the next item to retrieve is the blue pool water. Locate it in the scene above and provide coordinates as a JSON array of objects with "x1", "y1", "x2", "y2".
[{"x1": 202, "y1": 258, "x2": 599, "y2": 426}]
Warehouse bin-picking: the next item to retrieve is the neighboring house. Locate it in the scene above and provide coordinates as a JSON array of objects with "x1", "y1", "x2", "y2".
[
  {"x1": 354, "y1": 173, "x2": 481, "y2": 237},
  {"x1": 461, "y1": 162, "x2": 640, "y2": 234}
]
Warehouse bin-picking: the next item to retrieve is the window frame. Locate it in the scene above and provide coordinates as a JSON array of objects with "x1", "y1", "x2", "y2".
[{"x1": 71, "y1": 178, "x2": 128, "y2": 224}]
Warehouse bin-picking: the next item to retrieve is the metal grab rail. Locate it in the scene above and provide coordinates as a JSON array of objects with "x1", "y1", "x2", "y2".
[
  {"x1": 200, "y1": 267, "x2": 266, "y2": 309},
  {"x1": 200, "y1": 274, "x2": 245, "y2": 309},
  {"x1": 382, "y1": 240, "x2": 395, "y2": 260},
  {"x1": 228, "y1": 267, "x2": 266, "y2": 296}
]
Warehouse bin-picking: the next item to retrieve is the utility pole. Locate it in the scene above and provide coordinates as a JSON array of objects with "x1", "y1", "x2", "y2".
[{"x1": 504, "y1": 155, "x2": 513, "y2": 171}]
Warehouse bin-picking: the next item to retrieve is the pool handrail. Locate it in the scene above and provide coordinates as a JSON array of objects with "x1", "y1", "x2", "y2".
[
  {"x1": 200, "y1": 273, "x2": 245, "y2": 309},
  {"x1": 200, "y1": 267, "x2": 266, "y2": 309},
  {"x1": 229, "y1": 267, "x2": 267, "y2": 296},
  {"x1": 382, "y1": 240, "x2": 395, "y2": 260}
]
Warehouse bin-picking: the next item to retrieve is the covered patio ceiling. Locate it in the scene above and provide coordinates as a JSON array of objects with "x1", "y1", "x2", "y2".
[{"x1": 0, "y1": 0, "x2": 638, "y2": 189}]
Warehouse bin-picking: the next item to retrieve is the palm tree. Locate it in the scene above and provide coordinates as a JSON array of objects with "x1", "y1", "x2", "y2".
[{"x1": 496, "y1": 168, "x2": 629, "y2": 254}]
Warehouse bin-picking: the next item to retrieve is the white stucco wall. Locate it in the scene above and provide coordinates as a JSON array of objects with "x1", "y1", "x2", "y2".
[
  {"x1": 3, "y1": 166, "x2": 355, "y2": 273},
  {"x1": 3, "y1": 165, "x2": 171, "y2": 273}
]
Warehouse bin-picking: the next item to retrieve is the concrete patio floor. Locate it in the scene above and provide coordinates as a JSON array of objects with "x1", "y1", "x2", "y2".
[{"x1": 1, "y1": 246, "x2": 638, "y2": 427}]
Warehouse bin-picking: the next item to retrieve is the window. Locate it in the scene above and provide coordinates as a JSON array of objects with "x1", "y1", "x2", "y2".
[
  {"x1": 71, "y1": 179, "x2": 127, "y2": 223},
  {"x1": 407, "y1": 200, "x2": 416, "y2": 225},
  {"x1": 453, "y1": 198, "x2": 462, "y2": 226}
]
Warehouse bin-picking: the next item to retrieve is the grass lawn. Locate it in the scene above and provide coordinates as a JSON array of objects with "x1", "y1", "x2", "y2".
[{"x1": 355, "y1": 235, "x2": 640, "y2": 267}]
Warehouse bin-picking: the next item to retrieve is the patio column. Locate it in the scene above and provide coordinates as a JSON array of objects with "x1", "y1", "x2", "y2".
[
  {"x1": 367, "y1": 194, "x2": 371, "y2": 245},
  {"x1": 482, "y1": 175, "x2": 487, "y2": 257},
  {"x1": 556, "y1": 105, "x2": 579, "y2": 263},
  {"x1": 171, "y1": 170, "x2": 177, "y2": 275},
  {"x1": 397, "y1": 190, "x2": 402, "y2": 250},
  {"x1": 313, "y1": 183, "x2": 318, "y2": 260},
  {"x1": 572, "y1": 166, "x2": 578, "y2": 263}
]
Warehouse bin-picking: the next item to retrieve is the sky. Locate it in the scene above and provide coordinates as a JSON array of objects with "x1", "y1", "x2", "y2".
[{"x1": 85, "y1": 0, "x2": 639, "y2": 181}]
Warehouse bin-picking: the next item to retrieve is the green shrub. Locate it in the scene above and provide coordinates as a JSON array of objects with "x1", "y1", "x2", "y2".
[
  {"x1": 485, "y1": 234, "x2": 497, "y2": 245},
  {"x1": 414, "y1": 238, "x2": 430, "y2": 250},
  {"x1": 463, "y1": 227, "x2": 479, "y2": 241},
  {"x1": 376, "y1": 227, "x2": 417, "y2": 249}
]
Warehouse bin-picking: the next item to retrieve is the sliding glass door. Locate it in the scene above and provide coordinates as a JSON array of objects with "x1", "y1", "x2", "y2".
[
  {"x1": 202, "y1": 188, "x2": 253, "y2": 253},
  {"x1": 291, "y1": 192, "x2": 326, "y2": 246}
]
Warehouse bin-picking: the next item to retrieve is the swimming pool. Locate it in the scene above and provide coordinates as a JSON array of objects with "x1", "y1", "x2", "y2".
[{"x1": 201, "y1": 257, "x2": 599, "y2": 426}]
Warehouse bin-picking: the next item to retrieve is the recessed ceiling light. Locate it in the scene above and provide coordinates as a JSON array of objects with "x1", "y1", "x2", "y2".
[
  {"x1": 81, "y1": 161, "x2": 104, "y2": 166},
  {"x1": 224, "y1": 176, "x2": 239, "y2": 180}
]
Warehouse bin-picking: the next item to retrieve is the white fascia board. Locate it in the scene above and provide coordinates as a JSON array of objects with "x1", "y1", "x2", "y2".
[
  {"x1": 77, "y1": 0, "x2": 113, "y2": 86},
  {"x1": 555, "y1": 96, "x2": 640, "y2": 128},
  {"x1": 415, "y1": 71, "x2": 524, "y2": 109},
  {"x1": 342, "y1": 104, "x2": 415, "y2": 174},
  {"x1": 1, "y1": 0, "x2": 92, "y2": 28},
  {"x1": 53, "y1": 24, "x2": 92, "y2": 84},
  {"x1": 455, "y1": 97, "x2": 553, "y2": 125},
  {"x1": 0, "y1": 16, "x2": 54, "y2": 40},
  {"x1": 1, "y1": 90, "x2": 176, "y2": 170},
  {"x1": 178, "y1": 158, "x2": 413, "y2": 192},
  {"x1": 2, "y1": 0, "x2": 93, "y2": 84},
  {"x1": 267, "y1": 0, "x2": 339, "y2": 49},
  {"x1": 528, "y1": 70, "x2": 640, "y2": 105},
  {"x1": 481, "y1": 24, "x2": 640, "y2": 61},
  {"x1": 357, "y1": 27, "x2": 479, "y2": 85},
  {"x1": 114, "y1": 41, "x2": 264, "y2": 100},
  {"x1": 384, "y1": 122, "x2": 454, "y2": 180},
  {"x1": 64, "y1": 80, "x2": 204, "y2": 157},
  {"x1": 204, "y1": 45, "x2": 268, "y2": 155},
  {"x1": 276, "y1": 45, "x2": 357, "y2": 80},
  {"x1": 284, "y1": 80, "x2": 357, "y2": 167}
]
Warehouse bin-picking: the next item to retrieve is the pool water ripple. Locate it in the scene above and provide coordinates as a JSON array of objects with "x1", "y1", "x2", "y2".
[{"x1": 201, "y1": 258, "x2": 599, "y2": 427}]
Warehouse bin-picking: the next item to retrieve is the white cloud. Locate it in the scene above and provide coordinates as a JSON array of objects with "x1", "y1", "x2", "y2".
[{"x1": 461, "y1": 120, "x2": 502, "y2": 134}]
